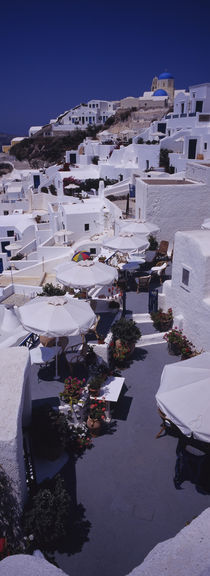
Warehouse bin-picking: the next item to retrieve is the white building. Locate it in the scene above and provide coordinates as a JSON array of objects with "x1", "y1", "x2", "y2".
[
  {"x1": 59, "y1": 196, "x2": 121, "y2": 244},
  {"x1": 65, "y1": 138, "x2": 114, "y2": 166},
  {"x1": 161, "y1": 229, "x2": 210, "y2": 352},
  {"x1": 49, "y1": 99, "x2": 117, "y2": 134},
  {"x1": 135, "y1": 167, "x2": 210, "y2": 241}
]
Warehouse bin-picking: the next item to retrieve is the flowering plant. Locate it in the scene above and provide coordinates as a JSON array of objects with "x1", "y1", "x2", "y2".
[
  {"x1": 164, "y1": 327, "x2": 195, "y2": 357},
  {"x1": 164, "y1": 328, "x2": 187, "y2": 346},
  {"x1": 60, "y1": 376, "x2": 86, "y2": 404},
  {"x1": 68, "y1": 424, "x2": 92, "y2": 454},
  {"x1": 89, "y1": 399, "x2": 106, "y2": 421},
  {"x1": 112, "y1": 342, "x2": 131, "y2": 363},
  {"x1": 151, "y1": 308, "x2": 173, "y2": 331}
]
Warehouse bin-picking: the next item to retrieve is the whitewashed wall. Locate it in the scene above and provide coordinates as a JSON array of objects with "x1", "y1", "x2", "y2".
[
  {"x1": 162, "y1": 230, "x2": 210, "y2": 351},
  {"x1": 135, "y1": 178, "x2": 210, "y2": 241},
  {"x1": 0, "y1": 348, "x2": 31, "y2": 505}
]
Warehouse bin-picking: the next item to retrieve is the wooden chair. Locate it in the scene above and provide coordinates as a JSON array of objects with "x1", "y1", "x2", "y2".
[
  {"x1": 137, "y1": 275, "x2": 151, "y2": 293},
  {"x1": 65, "y1": 341, "x2": 89, "y2": 375},
  {"x1": 88, "y1": 314, "x2": 100, "y2": 339},
  {"x1": 156, "y1": 240, "x2": 169, "y2": 260}
]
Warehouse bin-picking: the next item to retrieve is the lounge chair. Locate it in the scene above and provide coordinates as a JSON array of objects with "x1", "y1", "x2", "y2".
[{"x1": 137, "y1": 275, "x2": 151, "y2": 293}]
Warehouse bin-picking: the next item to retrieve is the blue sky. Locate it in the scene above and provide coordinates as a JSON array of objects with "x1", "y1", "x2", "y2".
[{"x1": 1, "y1": 0, "x2": 210, "y2": 135}]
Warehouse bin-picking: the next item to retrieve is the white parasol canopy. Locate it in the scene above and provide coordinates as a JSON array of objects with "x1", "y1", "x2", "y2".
[
  {"x1": 16, "y1": 295, "x2": 96, "y2": 337},
  {"x1": 16, "y1": 296, "x2": 96, "y2": 378},
  {"x1": 201, "y1": 219, "x2": 210, "y2": 230},
  {"x1": 156, "y1": 353, "x2": 210, "y2": 443},
  {"x1": 121, "y1": 221, "x2": 160, "y2": 236},
  {"x1": 56, "y1": 259, "x2": 118, "y2": 289},
  {"x1": 103, "y1": 233, "x2": 149, "y2": 253}
]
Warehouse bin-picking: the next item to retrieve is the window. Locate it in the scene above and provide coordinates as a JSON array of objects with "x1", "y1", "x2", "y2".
[
  {"x1": 193, "y1": 93, "x2": 195, "y2": 98},
  {"x1": 90, "y1": 248, "x2": 96, "y2": 255},
  {"x1": 182, "y1": 267, "x2": 190, "y2": 286},
  {"x1": 7, "y1": 230, "x2": 14, "y2": 237},
  {"x1": 204, "y1": 142, "x2": 208, "y2": 150},
  {"x1": 84, "y1": 223, "x2": 89, "y2": 231},
  {"x1": 4, "y1": 211, "x2": 9, "y2": 215}
]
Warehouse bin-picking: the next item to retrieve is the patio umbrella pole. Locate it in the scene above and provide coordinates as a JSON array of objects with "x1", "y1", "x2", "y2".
[{"x1": 54, "y1": 337, "x2": 59, "y2": 380}]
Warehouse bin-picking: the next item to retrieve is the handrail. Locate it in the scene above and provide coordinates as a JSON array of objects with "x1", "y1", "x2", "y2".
[{"x1": 19, "y1": 332, "x2": 39, "y2": 349}]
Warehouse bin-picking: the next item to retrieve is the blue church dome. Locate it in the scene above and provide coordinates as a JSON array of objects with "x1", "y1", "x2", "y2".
[
  {"x1": 153, "y1": 89, "x2": 168, "y2": 96},
  {"x1": 158, "y1": 72, "x2": 173, "y2": 80}
]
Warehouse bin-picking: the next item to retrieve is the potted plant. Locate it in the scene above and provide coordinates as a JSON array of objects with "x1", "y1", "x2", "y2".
[
  {"x1": 112, "y1": 341, "x2": 131, "y2": 366},
  {"x1": 111, "y1": 317, "x2": 141, "y2": 351},
  {"x1": 60, "y1": 376, "x2": 86, "y2": 404},
  {"x1": 151, "y1": 308, "x2": 173, "y2": 332},
  {"x1": 164, "y1": 328, "x2": 192, "y2": 356},
  {"x1": 87, "y1": 399, "x2": 106, "y2": 436}
]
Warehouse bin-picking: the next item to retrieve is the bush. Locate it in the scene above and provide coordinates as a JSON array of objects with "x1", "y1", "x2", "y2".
[
  {"x1": 151, "y1": 308, "x2": 173, "y2": 331},
  {"x1": 38, "y1": 283, "x2": 66, "y2": 296},
  {"x1": 41, "y1": 186, "x2": 48, "y2": 193},
  {"x1": 10, "y1": 252, "x2": 24, "y2": 260},
  {"x1": 108, "y1": 300, "x2": 120, "y2": 309},
  {"x1": 0, "y1": 466, "x2": 22, "y2": 554},
  {"x1": 23, "y1": 475, "x2": 71, "y2": 551},
  {"x1": 159, "y1": 148, "x2": 173, "y2": 172},
  {"x1": 148, "y1": 234, "x2": 158, "y2": 250},
  {"x1": 49, "y1": 184, "x2": 57, "y2": 195},
  {"x1": 92, "y1": 155, "x2": 99, "y2": 165},
  {"x1": 111, "y1": 317, "x2": 141, "y2": 345}
]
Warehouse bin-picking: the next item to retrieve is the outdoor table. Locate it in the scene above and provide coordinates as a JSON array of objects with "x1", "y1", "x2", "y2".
[
  {"x1": 91, "y1": 375, "x2": 125, "y2": 421},
  {"x1": 30, "y1": 345, "x2": 61, "y2": 366}
]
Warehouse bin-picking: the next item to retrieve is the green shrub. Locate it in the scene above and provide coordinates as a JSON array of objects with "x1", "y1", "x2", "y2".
[
  {"x1": 38, "y1": 283, "x2": 66, "y2": 296},
  {"x1": 23, "y1": 475, "x2": 71, "y2": 551},
  {"x1": 10, "y1": 252, "x2": 24, "y2": 260},
  {"x1": 92, "y1": 155, "x2": 99, "y2": 165},
  {"x1": 148, "y1": 234, "x2": 158, "y2": 250},
  {"x1": 0, "y1": 466, "x2": 22, "y2": 554},
  {"x1": 111, "y1": 317, "x2": 141, "y2": 345}
]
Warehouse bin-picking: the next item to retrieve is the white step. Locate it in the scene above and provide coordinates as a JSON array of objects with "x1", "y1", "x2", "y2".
[
  {"x1": 136, "y1": 332, "x2": 167, "y2": 347},
  {"x1": 132, "y1": 313, "x2": 152, "y2": 324}
]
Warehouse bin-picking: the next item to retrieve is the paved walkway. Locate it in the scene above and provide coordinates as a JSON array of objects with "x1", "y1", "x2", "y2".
[{"x1": 31, "y1": 288, "x2": 210, "y2": 576}]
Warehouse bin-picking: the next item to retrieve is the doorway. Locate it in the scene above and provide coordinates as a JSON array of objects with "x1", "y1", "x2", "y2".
[{"x1": 188, "y1": 139, "x2": 197, "y2": 159}]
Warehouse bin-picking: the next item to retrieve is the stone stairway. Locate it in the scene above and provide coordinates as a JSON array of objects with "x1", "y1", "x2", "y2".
[{"x1": 132, "y1": 312, "x2": 167, "y2": 347}]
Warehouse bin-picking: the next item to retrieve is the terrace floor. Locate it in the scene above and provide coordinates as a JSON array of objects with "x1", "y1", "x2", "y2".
[{"x1": 30, "y1": 280, "x2": 210, "y2": 576}]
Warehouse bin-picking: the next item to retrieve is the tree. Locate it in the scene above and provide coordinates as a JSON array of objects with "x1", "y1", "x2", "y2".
[
  {"x1": 23, "y1": 475, "x2": 71, "y2": 550},
  {"x1": 49, "y1": 184, "x2": 57, "y2": 195},
  {"x1": 0, "y1": 466, "x2": 22, "y2": 553}
]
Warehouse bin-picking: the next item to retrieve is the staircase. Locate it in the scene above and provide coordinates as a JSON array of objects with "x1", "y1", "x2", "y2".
[{"x1": 132, "y1": 312, "x2": 167, "y2": 347}]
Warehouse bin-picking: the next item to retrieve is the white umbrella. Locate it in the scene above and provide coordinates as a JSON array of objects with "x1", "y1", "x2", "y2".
[
  {"x1": 201, "y1": 219, "x2": 210, "y2": 230},
  {"x1": 122, "y1": 221, "x2": 160, "y2": 236},
  {"x1": 156, "y1": 352, "x2": 210, "y2": 442},
  {"x1": 64, "y1": 183, "x2": 80, "y2": 189},
  {"x1": 56, "y1": 259, "x2": 117, "y2": 289},
  {"x1": 16, "y1": 296, "x2": 96, "y2": 379},
  {"x1": 4, "y1": 241, "x2": 23, "y2": 252},
  {"x1": 103, "y1": 233, "x2": 149, "y2": 253}
]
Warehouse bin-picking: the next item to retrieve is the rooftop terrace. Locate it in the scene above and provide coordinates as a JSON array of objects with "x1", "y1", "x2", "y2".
[
  {"x1": 29, "y1": 276, "x2": 210, "y2": 576},
  {"x1": 142, "y1": 179, "x2": 194, "y2": 185}
]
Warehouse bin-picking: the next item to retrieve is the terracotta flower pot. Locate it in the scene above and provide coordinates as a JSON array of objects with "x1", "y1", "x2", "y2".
[
  {"x1": 87, "y1": 416, "x2": 101, "y2": 437},
  {"x1": 168, "y1": 342, "x2": 182, "y2": 356}
]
